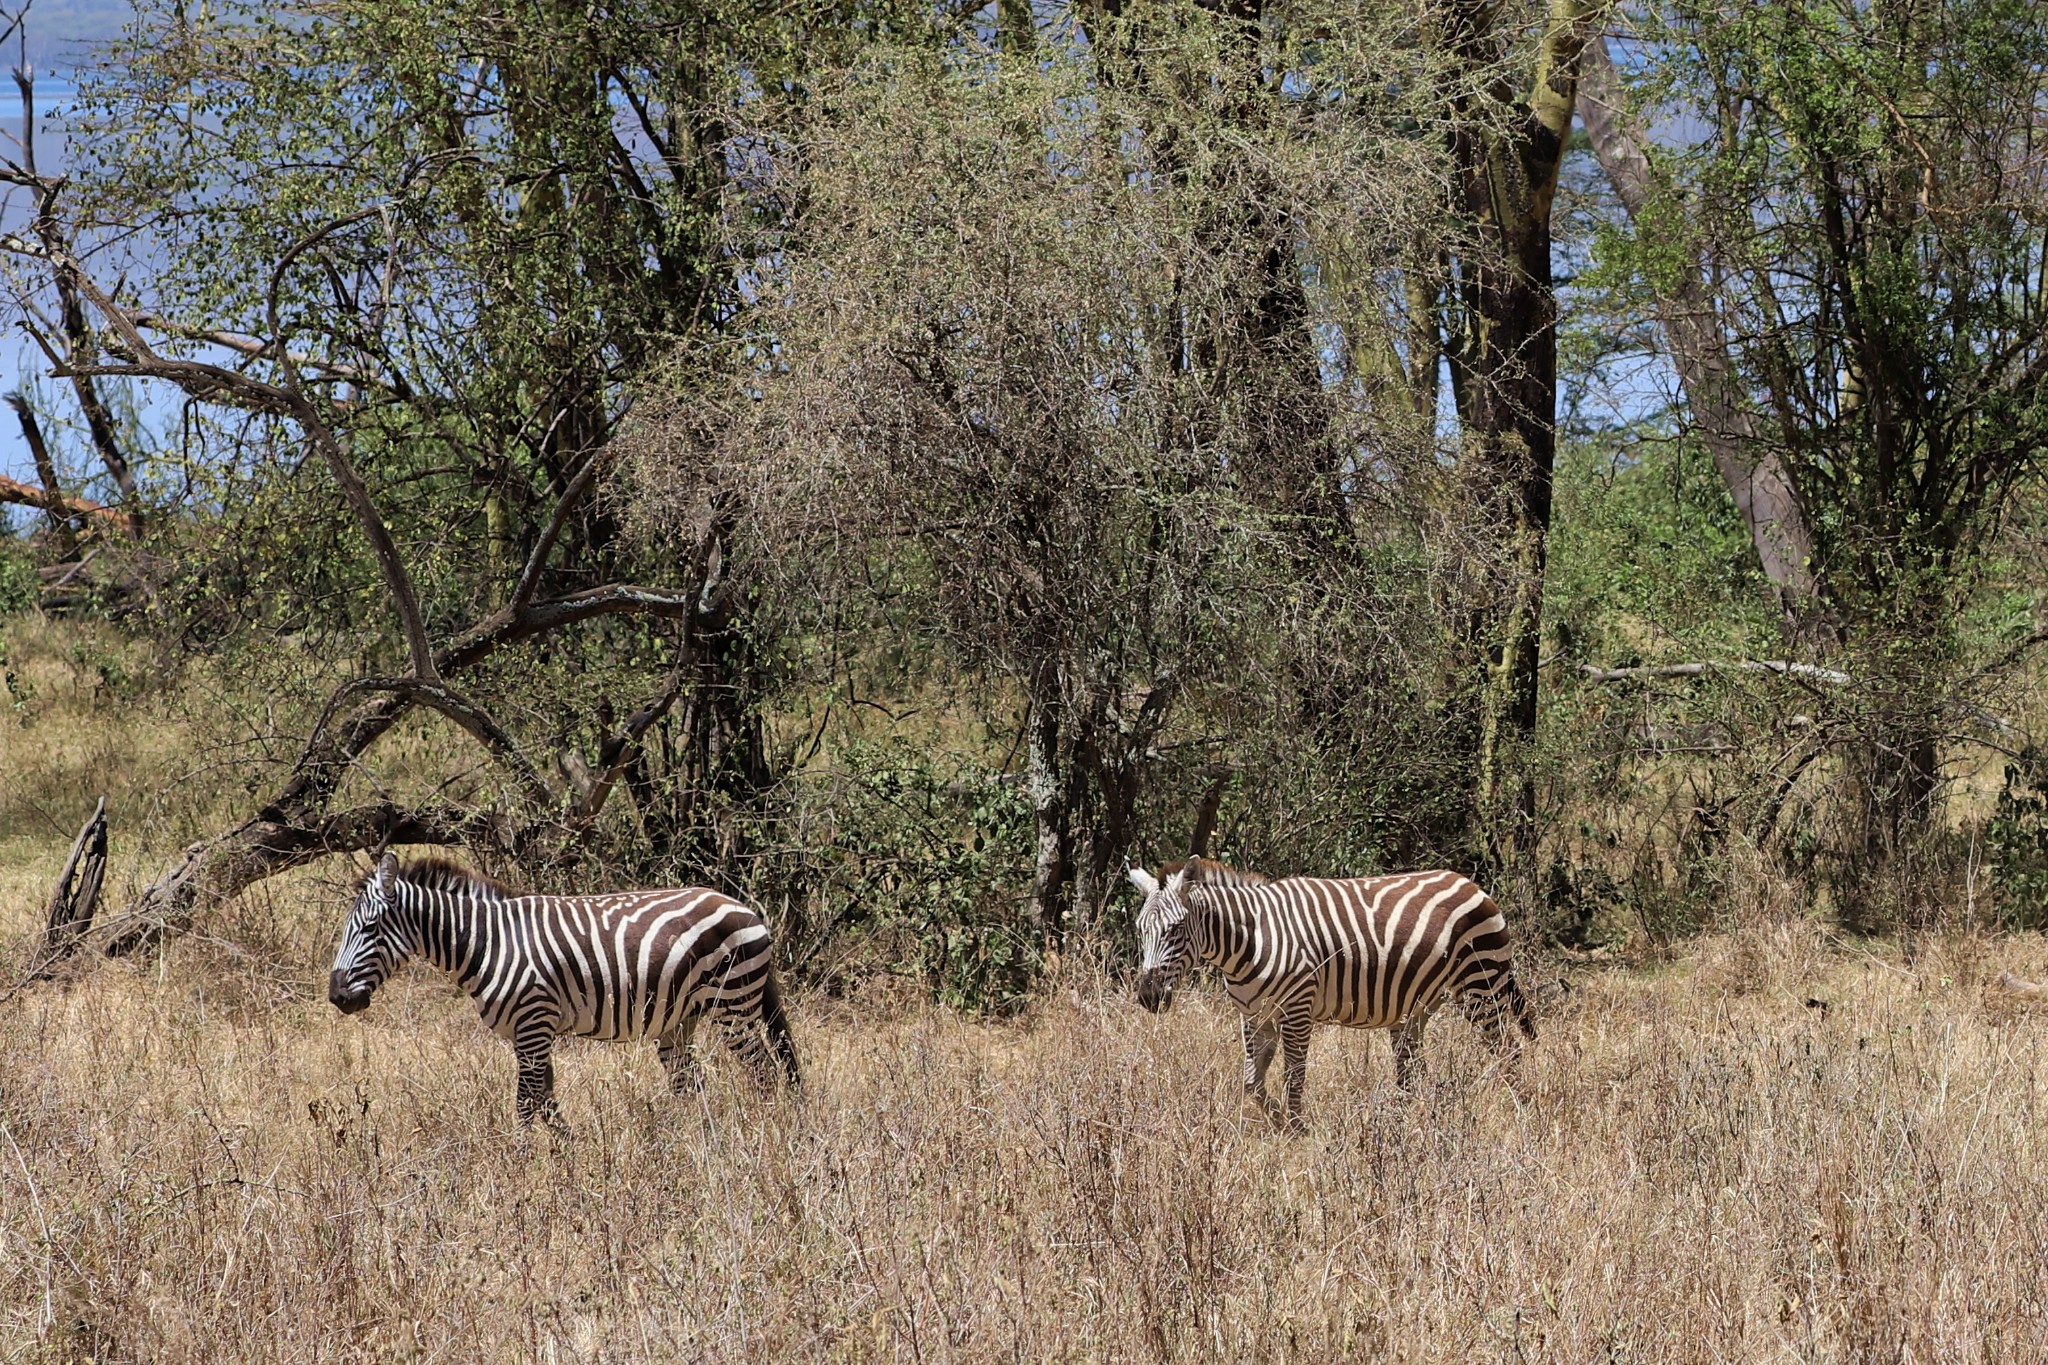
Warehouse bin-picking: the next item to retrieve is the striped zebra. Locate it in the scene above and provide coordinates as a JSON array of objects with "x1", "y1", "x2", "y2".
[
  {"x1": 1128, "y1": 857, "x2": 1534, "y2": 1123},
  {"x1": 328, "y1": 854, "x2": 800, "y2": 1126}
]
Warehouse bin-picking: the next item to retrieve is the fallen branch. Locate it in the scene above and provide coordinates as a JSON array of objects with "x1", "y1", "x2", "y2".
[
  {"x1": 1580, "y1": 660, "x2": 2021, "y2": 744},
  {"x1": 1580, "y1": 660, "x2": 1852, "y2": 686},
  {"x1": 99, "y1": 800, "x2": 510, "y2": 958},
  {"x1": 96, "y1": 573, "x2": 719, "y2": 962},
  {"x1": 0, "y1": 472, "x2": 124, "y2": 527}
]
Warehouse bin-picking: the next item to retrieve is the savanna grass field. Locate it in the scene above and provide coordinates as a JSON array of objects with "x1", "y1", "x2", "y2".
[{"x1": 6, "y1": 631, "x2": 2048, "y2": 1362}]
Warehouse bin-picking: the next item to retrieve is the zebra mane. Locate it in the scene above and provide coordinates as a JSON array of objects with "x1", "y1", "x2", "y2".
[
  {"x1": 389, "y1": 856, "x2": 526, "y2": 901},
  {"x1": 1159, "y1": 856, "x2": 1269, "y2": 889}
]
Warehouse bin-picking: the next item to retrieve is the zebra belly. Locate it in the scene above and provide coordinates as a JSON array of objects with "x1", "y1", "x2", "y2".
[{"x1": 1314, "y1": 950, "x2": 1457, "y2": 1028}]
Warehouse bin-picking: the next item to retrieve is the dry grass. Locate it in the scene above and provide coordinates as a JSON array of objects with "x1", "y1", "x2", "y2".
[
  {"x1": 5, "y1": 872, "x2": 2048, "y2": 1362},
  {"x1": 8, "y1": 619, "x2": 2048, "y2": 1360}
]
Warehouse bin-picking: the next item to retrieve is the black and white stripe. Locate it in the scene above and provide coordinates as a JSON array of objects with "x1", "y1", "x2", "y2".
[
  {"x1": 1129, "y1": 857, "x2": 1533, "y2": 1122},
  {"x1": 329, "y1": 854, "x2": 800, "y2": 1124}
]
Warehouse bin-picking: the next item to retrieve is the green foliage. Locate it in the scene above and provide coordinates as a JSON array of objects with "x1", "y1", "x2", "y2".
[
  {"x1": 0, "y1": 639, "x2": 31, "y2": 719},
  {"x1": 1631, "y1": 0, "x2": 2048, "y2": 621},
  {"x1": 1988, "y1": 753, "x2": 2048, "y2": 931},
  {"x1": 826, "y1": 741, "x2": 1038, "y2": 1015},
  {"x1": 0, "y1": 540, "x2": 37, "y2": 618},
  {"x1": 1546, "y1": 436, "x2": 1774, "y2": 663}
]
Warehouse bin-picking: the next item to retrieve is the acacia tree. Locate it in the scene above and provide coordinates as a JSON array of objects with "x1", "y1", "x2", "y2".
[
  {"x1": 1577, "y1": 0, "x2": 2048, "y2": 918},
  {"x1": 0, "y1": 0, "x2": 913, "y2": 957},
  {"x1": 635, "y1": 29, "x2": 1444, "y2": 944},
  {"x1": 1064, "y1": 0, "x2": 1603, "y2": 883}
]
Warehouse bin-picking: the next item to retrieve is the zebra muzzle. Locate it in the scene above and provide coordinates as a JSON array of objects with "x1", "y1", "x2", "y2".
[
  {"x1": 328, "y1": 970, "x2": 372, "y2": 1015},
  {"x1": 1135, "y1": 970, "x2": 1173, "y2": 1013}
]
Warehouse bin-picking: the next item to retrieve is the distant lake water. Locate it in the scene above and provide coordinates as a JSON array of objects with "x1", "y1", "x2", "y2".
[{"x1": 0, "y1": 73, "x2": 79, "y2": 124}]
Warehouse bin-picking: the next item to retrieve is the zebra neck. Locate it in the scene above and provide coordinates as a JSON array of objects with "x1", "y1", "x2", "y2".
[
  {"x1": 396, "y1": 884, "x2": 501, "y2": 979},
  {"x1": 1190, "y1": 887, "x2": 1259, "y2": 968}
]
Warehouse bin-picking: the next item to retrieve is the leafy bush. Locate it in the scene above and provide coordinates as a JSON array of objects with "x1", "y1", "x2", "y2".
[
  {"x1": 825, "y1": 740, "x2": 1038, "y2": 1014},
  {"x1": 0, "y1": 539, "x2": 37, "y2": 617},
  {"x1": 1987, "y1": 752, "x2": 2048, "y2": 930}
]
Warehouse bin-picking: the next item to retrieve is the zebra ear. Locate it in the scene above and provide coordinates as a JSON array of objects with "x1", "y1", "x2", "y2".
[
  {"x1": 1127, "y1": 867, "x2": 1159, "y2": 897},
  {"x1": 376, "y1": 852, "x2": 399, "y2": 897}
]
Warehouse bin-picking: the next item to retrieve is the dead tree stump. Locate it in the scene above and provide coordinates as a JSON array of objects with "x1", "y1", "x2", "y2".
[{"x1": 42, "y1": 796, "x2": 108, "y2": 965}]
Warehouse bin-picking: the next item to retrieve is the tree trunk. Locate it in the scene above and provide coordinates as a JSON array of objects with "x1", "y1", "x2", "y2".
[
  {"x1": 1577, "y1": 38, "x2": 1828, "y2": 643},
  {"x1": 1025, "y1": 665, "x2": 1073, "y2": 949},
  {"x1": 1066, "y1": 676, "x2": 1176, "y2": 940},
  {"x1": 39, "y1": 797, "x2": 108, "y2": 967},
  {"x1": 6, "y1": 394, "x2": 78, "y2": 554},
  {"x1": 1437, "y1": 0, "x2": 1598, "y2": 868}
]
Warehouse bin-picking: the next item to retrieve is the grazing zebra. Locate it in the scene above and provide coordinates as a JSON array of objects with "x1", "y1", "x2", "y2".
[
  {"x1": 1128, "y1": 857, "x2": 1534, "y2": 1123},
  {"x1": 329, "y1": 854, "x2": 800, "y2": 1125}
]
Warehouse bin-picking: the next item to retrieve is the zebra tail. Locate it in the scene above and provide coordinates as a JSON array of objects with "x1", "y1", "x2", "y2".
[{"x1": 759, "y1": 970, "x2": 802, "y2": 1089}]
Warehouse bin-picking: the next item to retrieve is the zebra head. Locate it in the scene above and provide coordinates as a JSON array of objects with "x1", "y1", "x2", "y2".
[
  {"x1": 330, "y1": 853, "x2": 409, "y2": 1015},
  {"x1": 1130, "y1": 864, "x2": 1195, "y2": 1012}
]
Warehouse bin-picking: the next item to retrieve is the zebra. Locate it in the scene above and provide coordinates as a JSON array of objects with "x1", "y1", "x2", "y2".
[
  {"x1": 328, "y1": 854, "x2": 800, "y2": 1126},
  {"x1": 1127, "y1": 856, "x2": 1534, "y2": 1124}
]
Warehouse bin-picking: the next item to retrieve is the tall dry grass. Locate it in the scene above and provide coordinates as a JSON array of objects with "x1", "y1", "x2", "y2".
[
  {"x1": 5, "y1": 872, "x2": 2048, "y2": 1361},
  {"x1": 8, "y1": 618, "x2": 2048, "y2": 1360}
]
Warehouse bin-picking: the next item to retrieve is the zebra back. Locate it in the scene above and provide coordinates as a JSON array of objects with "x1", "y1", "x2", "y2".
[{"x1": 1189, "y1": 869, "x2": 1524, "y2": 1030}]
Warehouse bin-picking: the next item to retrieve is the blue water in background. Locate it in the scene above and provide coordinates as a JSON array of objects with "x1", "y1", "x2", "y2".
[
  {"x1": 0, "y1": 74, "x2": 185, "y2": 515},
  {"x1": 0, "y1": 71, "x2": 76, "y2": 120}
]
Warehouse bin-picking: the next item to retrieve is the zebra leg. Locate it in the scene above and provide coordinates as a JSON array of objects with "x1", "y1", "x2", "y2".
[
  {"x1": 1241, "y1": 1014, "x2": 1280, "y2": 1114},
  {"x1": 1390, "y1": 1017, "x2": 1428, "y2": 1090},
  {"x1": 658, "y1": 1016, "x2": 704, "y2": 1095},
  {"x1": 1461, "y1": 987, "x2": 1509, "y2": 1048},
  {"x1": 719, "y1": 1008, "x2": 783, "y2": 1088},
  {"x1": 513, "y1": 1028, "x2": 565, "y2": 1130},
  {"x1": 1277, "y1": 1000, "x2": 1315, "y2": 1128}
]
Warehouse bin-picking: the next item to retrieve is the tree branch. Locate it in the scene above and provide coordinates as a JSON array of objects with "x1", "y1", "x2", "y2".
[
  {"x1": 510, "y1": 446, "x2": 609, "y2": 611},
  {"x1": 0, "y1": 470, "x2": 125, "y2": 527},
  {"x1": 305, "y1": 675, "x2": 557, "y2": 809},
  {"x1": 122, "y1": 308, "x2": 389, "y2": 388},
  {"x1": 0, "y1": 198, "x2": 441, "y2": 679},
  {"x1": 261, "y1": 207, "x2": 439, "y2": 680},
  {"x1": 4, "y1": 391, "x2": 79, "y2": 549}
]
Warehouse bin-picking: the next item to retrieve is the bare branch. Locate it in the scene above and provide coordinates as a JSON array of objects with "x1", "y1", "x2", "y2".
[
  {"x1": 511, "y1": 446, "x2": 610, "y2": 611},
  {"x1": 308, "y1": 676, "x2": 557, "y2": 809},
  {"x1": 123, "y1": 308, "x2": 390, "y2": 387},
  {"x1": 0, "y1": 202, "x2": 443, "y2": 679},
  {"x1": 0, "y1": 470, "x2": 122, "y2": 527},
  {"x1": 563, "y1": 656, "x2": 694, "y2": 829}
]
